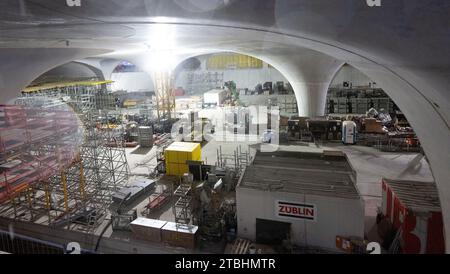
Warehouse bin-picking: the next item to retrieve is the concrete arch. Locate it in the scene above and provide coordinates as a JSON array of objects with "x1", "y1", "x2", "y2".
[
  {"x1": 31, "y1": 61, "x2": 106, "y2": 86},
  {"x1": 76, "y1": 58, "x2": 123, "y2": 81},
  {"x1": 78, "y1": 58, "x2": 157, "y2": 93},
  {"x1": 0, "y1": 48, "x2": 109, "y2": 104},
  {"x1": 72, "y1": 61, "x2": 105, "y2": 81},
  {"x1": 110, "y1": 59, "x2": 156, "y2": 93},
  {"x1": 172, "y1": 49, "x2": 343, "y2": 117}
]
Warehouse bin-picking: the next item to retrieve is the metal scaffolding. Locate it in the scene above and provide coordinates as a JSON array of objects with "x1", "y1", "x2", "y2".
[
  {"x1": 79, "y1": 111, "x2": 129, "y2": 206},
  {"x1": 19, "y1": 80, "x2": 116, "y2": 112},
  {"x1": 0, "y1": 83, "x2": 129, "y2": 233},
  {"x1": 172, "y1": 175, "x2": 193, "y2": 224},
  {"x1": 216, "y1": 145, "x2": 251, "y2": 175},
  {"x1": 0, "y1": 100, "x2": 84, "y2": 224}
]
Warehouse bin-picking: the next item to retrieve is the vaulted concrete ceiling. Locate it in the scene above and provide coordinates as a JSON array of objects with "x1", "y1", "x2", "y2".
[{"x1": 0, "y1": 0, "x2": 449, "y2": 251}]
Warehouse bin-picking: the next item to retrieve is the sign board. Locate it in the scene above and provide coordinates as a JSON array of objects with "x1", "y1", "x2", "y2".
[{"x1": 275, "y1": 200, "x2": 316, "y2": 221}]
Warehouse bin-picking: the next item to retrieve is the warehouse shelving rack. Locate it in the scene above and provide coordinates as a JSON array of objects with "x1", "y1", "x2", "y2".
[{"x1": 185, "y1": 71, "x2": 224, "y2": 95}]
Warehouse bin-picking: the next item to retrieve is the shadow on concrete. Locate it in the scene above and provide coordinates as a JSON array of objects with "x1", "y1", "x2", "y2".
[{"x1": 130, "y1": 146, "x2": 152, "y2": 155}]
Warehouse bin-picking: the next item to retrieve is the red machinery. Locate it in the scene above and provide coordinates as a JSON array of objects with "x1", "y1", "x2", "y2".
[
  {"x1": 144, "y1": 192, "x2": 170, "y2": 215},
  {"x1": 381, "y1": 178, "x2": 445, "y2": 253}
]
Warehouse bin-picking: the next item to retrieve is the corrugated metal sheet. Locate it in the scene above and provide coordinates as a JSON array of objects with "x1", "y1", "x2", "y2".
[
  {"x1": 381, "y1": 178, "x2": 444, "y2": 254},
  {"x1": 240, "y1": 151, "x2": 358, "y2": 199},
  {"x1": 382, "y1": 178, "x2": 439, "y2": 212}
]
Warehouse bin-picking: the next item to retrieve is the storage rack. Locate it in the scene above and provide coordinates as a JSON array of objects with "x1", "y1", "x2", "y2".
[
  {"x1": 185, "y1": 71, "x2": 224, "y2": 95},
  {"x1": 326, "y1": 87, "x2": 395, "y2": 115}
]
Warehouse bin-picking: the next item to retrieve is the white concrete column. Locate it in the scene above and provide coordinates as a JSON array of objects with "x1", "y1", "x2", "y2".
[
  {"x1": 261, "y1": 50, "x2": 343, "y2": 117},
  {"x1": 291, "y1": 82, "x2": 331, "y2": 117}
]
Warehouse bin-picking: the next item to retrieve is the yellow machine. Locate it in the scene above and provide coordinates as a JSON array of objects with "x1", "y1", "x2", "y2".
[{"x1": 164, "y1": 142, "x2": 201, "y2": 176}]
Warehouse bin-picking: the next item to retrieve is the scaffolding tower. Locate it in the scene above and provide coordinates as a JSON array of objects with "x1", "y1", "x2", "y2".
[
  {"x1": 82, "y1": 112, "x2": 129, "y2": 192},
  {"x1": 0, "y1": 83, "x2": 129, "y2": 233},
  {"x1": 172, "y1": 175, "x2": 193, "y2": 224},
  {"x1": 216, "y1": 145, "x2": 251, "y2": 175},
  {"x1": 153, "y1": 71, "x2": 175, "y2": 121},
  {"x1": 0, "y1": 100, "x2": 84, "y2": 224}
]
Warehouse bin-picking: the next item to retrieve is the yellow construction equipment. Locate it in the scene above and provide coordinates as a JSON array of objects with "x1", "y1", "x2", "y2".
[{"x1": 164, "y1": 142, "x2": 201, "y2": 176}]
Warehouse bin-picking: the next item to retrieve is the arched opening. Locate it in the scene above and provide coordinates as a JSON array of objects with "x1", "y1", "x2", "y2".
[
  {"x1": 111, "y1": 60, "x2": 154, "y2": 92},
  {"x1": 173, "y1": 52, "x2": 296, "y2": 114},
  {"x1": 326, "y1": 63, "x2": 406, "y2": 131},
  {"x1": 308, "y1": 63, "x2": 443, "y2": 252},
  {"x1": 168, "y1": 52, "x2": 298, "y2": 149},
  {"x1": 30, "y1": 61, "x2": 105, "y2": 86},
  {"x1": 109, "y1": 60, "x2": 155, "y2": 110}
]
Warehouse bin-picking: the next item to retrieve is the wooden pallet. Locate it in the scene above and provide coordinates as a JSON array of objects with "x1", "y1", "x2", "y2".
[{"x1": 230, "y1": 238, "x2": 252, "y2": 254}]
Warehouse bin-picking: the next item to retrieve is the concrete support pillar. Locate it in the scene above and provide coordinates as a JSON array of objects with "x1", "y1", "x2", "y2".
[
  {"x1": 261, "y1": 50, "x2": 343, "y2": 117},
  {"x1": 291, "y1": 82, "x2": 331, "y2": 117}
]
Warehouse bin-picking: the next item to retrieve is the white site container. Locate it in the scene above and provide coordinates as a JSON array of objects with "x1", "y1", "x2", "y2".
[
  {"x1": 236, "y1": 151, "x2": 365, "y2": 252},
  {"x1": 203, "y1": 89, "x2": 227, "y2": 106}
]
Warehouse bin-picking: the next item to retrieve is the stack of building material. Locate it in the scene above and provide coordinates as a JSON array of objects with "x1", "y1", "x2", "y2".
[
  {"x1": 164, "y1": 142, "x2": 201, "y2": 176},
  {"x1": 144, "y1": 192, "x2": 171, "y2": 214},
  {"x1": 130, "y1": 217, "x2": 167, "y2": 242},
  {"x1": 381, "y1": 178, "x2": 445, "y2": 254},
  {"x1": 364, "y1": 118, "x2": 384, "y2": 133},
  {"x1": 161, "y1": 222, "x2": 198, "y2": 249},
  {"x1": 112, "y1": 179, "x2": 155, "y2": 206},
  {"x1": 112, "y1": 209, "x2": 137, "y2": 231},
  {"x1": 138, "y1": 126, "x2": 153, "y2": 147}
]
